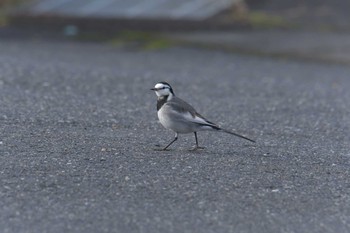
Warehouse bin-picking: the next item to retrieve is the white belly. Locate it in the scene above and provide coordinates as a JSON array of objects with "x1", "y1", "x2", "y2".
[{"x1": 158, "y1": 107, "x2": 194, "y2": 134}]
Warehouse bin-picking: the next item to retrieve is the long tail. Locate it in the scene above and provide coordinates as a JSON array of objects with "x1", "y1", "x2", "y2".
[
  {"x1": 219, "y1": 128, "x2": 256, "y2": 143},
  {"x1": 195, "y1": 120, "x2": 256, "y2": 143}
]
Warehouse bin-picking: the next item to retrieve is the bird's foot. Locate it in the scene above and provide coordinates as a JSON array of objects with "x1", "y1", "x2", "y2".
[
  {"x1": 154, "y1": 145, "x2": 170, "y2": 151},
  {"x1": 189, "y1": 146, "x2": 205, "y2": 151},
  {"x1": 154, "y1": 148, "x2": 169, "y2": 151}
]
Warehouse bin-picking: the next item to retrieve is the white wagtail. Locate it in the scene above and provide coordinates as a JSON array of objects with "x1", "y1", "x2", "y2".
[{"x1": 151, "y1": 82, "x2": 255, "y2": 150}]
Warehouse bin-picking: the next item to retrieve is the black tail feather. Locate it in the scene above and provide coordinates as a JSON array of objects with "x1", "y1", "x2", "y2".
[
  {"x1": 195, "y1": 122, "x2": 255, "y2": 143},
  {"x1": 219, "y1": 128, "x2": 256, "y2": 143}
]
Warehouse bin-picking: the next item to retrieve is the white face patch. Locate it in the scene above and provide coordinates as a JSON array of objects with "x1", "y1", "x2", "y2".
[
  {"x1": 155, "y1": 83, "x2": 166, "y2": 89},
  {"x1": 154, "y1": 83, "x2": 172, "y2": 97}
]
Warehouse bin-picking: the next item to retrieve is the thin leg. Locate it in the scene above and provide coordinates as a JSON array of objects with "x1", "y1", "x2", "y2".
[
  {"x1": 163, "y1": 133, "x2": 178, "y2": 150},
  {"x1": 190, "y1": 132, "x2": 205, "y2": 150},
  {"x1": 195, "y1": 132, "x2": 199, "y2": 147}
]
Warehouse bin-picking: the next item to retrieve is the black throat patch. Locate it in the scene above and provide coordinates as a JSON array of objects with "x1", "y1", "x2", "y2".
[{"x1": 157, "y1": 95, "x2": 168, "y2": 111}]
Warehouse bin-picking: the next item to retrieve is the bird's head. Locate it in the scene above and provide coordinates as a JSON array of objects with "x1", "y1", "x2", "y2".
[{"x1": 151, "y1": 82, "x2": 175, "y2": 98}]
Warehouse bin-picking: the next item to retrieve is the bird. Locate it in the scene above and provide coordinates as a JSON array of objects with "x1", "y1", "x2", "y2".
[{"x1": 151, "y1": 81, "x2": 255, "y2": 150}]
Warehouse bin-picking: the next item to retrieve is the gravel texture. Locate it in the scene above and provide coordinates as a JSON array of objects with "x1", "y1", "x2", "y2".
[{"x1": 0, "y1": 37, "x2": 349, "y2": 233}]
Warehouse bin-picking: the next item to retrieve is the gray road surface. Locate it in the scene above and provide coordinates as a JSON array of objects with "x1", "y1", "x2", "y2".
[
  {"x1": 166, "y1": 30, "x2": 350, "y2": 65},
  {"x1": 0, "y1": 37, "x2": 349, "y2": 233}
]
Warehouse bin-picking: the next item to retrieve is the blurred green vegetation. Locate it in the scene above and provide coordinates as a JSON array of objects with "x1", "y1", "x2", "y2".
[
  {"x1": 76, "y1": 30, "x2": 175, "y2": 50},
  {"x1": 246, "y1": 11, "x2": 295, "y2": 29},
  {"x1": 0, "y1": 0, "x2": 28, "y2": 26},
  {"x1": 114, "y1": 31, "x2": 174, "y2": 50}
]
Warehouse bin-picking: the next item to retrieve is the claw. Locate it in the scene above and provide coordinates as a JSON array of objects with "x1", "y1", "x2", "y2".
[
  {"x1": 189, "y1": 146, "x2": 205, "y2": 151},
  {"x1": 154, "y1": 147, "x2": 170, "y2": 151}
]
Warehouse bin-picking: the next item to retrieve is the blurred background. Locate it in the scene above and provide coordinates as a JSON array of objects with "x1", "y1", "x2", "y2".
[
  {"x1": 1, "y1": 0, "x2": 348, "y2": 64},
  {"x1": 1, "y1": 0, "x2": 350, "y2": 32}
]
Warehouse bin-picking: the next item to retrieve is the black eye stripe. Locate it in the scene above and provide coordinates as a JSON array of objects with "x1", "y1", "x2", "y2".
[{"x1": 155, "y1": 85, "x2": 170, "y2": 90}]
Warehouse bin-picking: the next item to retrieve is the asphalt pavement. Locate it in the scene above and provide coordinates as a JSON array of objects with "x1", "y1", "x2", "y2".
[
  {"x1": 0, "y1": 35, "x2": 350, "y2": 233},
  {"x1": 165, "y1": 30, "x2": 350, "y2": 65}
]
